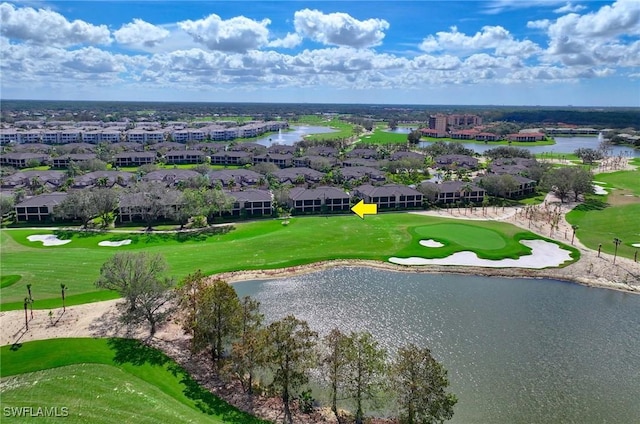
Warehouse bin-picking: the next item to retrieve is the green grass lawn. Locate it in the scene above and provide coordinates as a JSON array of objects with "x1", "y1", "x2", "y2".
[
  {"x1": 566, "y1": 164, "x2": 640, "y2": 258},
  {"x1": 0, "y1": 213, "x2": 574, "y2": 310},
  {"x1": 358, "y1": 128, "x2": 409, "y2": 144},
  {"x1": 0, "y1": 338, "x2": 267, "y2": 424},
  {"x1": 566, "y1": 201, "x2": 639, "y2": 260}
]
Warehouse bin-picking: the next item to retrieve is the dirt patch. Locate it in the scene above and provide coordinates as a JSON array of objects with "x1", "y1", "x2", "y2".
[{"x1": 606, "y1": 189, "x2": 639, "y2": 206}]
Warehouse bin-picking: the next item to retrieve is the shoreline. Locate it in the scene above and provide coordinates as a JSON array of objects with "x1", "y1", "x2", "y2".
[{"x1": 210, "y1": 255, "x2": 639, "y2": 294}]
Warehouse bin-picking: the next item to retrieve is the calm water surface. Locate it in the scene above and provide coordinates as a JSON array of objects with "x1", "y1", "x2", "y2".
[
  {"x1": 420, "y1": 136, "x2": 640, "y2": 157},
  {"x1": 234, "y1": 267, "x2": 640, "y2": 424},
  {"x1": 255, "y1": 125, "x2": 338, "y2": 146}
]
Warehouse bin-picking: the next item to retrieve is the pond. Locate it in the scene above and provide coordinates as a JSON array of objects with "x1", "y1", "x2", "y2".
[
  {"x1": 254, "y1": 125, "x2": 338, "y2": 146},
  {"x1": 234, "y1": 267, "x2": 640, "y2": 424}
]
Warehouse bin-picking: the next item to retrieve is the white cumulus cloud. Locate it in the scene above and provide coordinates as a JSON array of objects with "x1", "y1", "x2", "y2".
[
  {"x1": 553, "y1": 3, "x2": 587, "y2": 14},
  {"x1": 420, "y1": 25, "x2": 541, "y2": 58},
  {"x1": 178, "y1": 14, "x2": 270, "y2": 52},
  {"x1": 114, "y1": 19, "x2": 170, "y2": 49},
  {"x1": 293, "y1": 9, "x2": 389, "y2": 48},
  {"x1": 268, "y1": 32, "x2": 302, "y2": 49},
  {"x1": 0, "y1": 2, "x2": 111, "y2": 46}
]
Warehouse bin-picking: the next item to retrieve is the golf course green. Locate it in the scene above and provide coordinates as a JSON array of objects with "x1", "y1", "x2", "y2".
[{"x1": 0, "y1": 213, "x2": 578, "y2": 311}]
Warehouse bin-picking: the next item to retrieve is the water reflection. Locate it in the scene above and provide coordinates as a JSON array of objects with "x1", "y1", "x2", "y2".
[
  {"x1": 419, "y1": 136, "x2": 639, "y2": 157},
  {"x1": 255, "y1": 125, "x2": 338, "y2": 146},
  {"x1": 234, "y1": 267, "x2": 640, "y2": 424}
]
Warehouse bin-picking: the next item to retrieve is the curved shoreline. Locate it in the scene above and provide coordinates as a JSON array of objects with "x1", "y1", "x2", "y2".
[{"x1": 210, "y1": 255, "x2": 639, "y2": 294}]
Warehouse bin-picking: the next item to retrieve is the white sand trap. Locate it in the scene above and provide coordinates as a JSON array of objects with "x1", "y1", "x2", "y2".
[
  {"x1": 593, "y1": 185, "x2": 608, "y2": 195},
  {"x1": 389, "y1": 239, "x2": 572, "y2": 269},
  {"x1": 632, "y1": 243, "x2": 640, "y2": 248},
  {"x1": 27, "y1": 234, "x2": 71, "y2": 246},
  {"x1": 98, "y1": 239, "x2": 132, "y2": 247},
  {"x1": 419, "y1": 239, "x2": 444, "y2": 248}
]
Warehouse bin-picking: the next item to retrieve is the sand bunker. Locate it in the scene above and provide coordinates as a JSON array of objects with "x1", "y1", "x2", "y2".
[
  {"x1": 27, "y1": 234, "x2": 72, "y2": 246},
  {"x1": 98, "y1": 239, "x2": 132, "y2": 247},
  {"x1": 389, "y1": 239, "x2": 572, "y2": 269},
  {"x1": 593, "y1": 185, "x2": 608, "y2": 195},
  {"x1": 632, "y1": 243, "x2": 640, "y2": 248},
  {"x1": 419, "y1": 239, "x2": 444, "y2": 248}
]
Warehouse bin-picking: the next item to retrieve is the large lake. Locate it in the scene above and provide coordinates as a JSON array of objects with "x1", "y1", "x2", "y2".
[
  {"x1": 420, "y1": 136, "x2": 640, "y2": 157},
  {"x1": 233, "y1": 267, "x2": 640, "y2": 424}
]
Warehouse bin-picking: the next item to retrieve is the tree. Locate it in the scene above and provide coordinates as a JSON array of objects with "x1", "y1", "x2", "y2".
[
  {"x1": 321, "y1": 328, "x2": 350, "y2": 421},
  {"x1": 24, "y1": 297, "x2": 31, "y2": 330},
  {"x1": 574, "y1": 148, "x2": 603, "y2": 165},
  {"x1": 407, "y1": 130, "x2": 423, "y2": 145},
  {"x1": 343, "y1": 331, "x2": 387, "y2": 424},
  {"x1": 0, "y1": 194, "x2": 15, "y2": 218},
  {"x1": 571, "y1": 225, "x2": 579, "y2": 245},
  {"x1": 568, "y1": 167, "x2": 594, "y2": 202},
  {"x1": 54, "y1": 189, "x2": 96, "y2": 228},
  {"x1": 96, "y1": 252, "x2": 175, "y2": 336},
  {"x1": 203, "y1": 187, "x2": 235, "y2": 220},
  {"x1": 389, "y1": 344, "x2": 457, "y2": 424},
  {"x1": 228, "y1": 296, "x2": 265, "y2": 394},
  {"x1": 60, "y1": 284, "x2": 67, "y2": 312},
  {"x1": 91, "y1": 187, "x2": 119, "y2": 227},
  {"x1": 176, "y1": 270, "x2": 207, "y2": 343},
  {"x1": 126, "y1": 182, "x2": 179, "y2": 230},
  {"x1": 26, "y1": 284, "x2": 33, "y2": 319},
  {"x1": 192, "y1": 280, "x2": 241, "y2": 365},
  {"x1": 613, "y1": 238, "x2": 622, "y2": 264},
  {"x1": 541, "y1": 167, "x2": 573, "y2": 203},
  {"x1": 263, "y1": 315, "x2": 318, "y2": 424}
]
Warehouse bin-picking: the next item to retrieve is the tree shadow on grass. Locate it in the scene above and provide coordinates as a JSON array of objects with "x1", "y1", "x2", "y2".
[
  {"x1": 106, "y1": 338, "x2": 265, "y2": 423},
  {"x1": 573, "y1": 198, "x2": 609, "y2": 211},
  {"x1": 107, "y1": 338, "x2": 170, "y2": 367},
  {"x1": 53, "y1": 229, "x2": 105, "y2": 239}
]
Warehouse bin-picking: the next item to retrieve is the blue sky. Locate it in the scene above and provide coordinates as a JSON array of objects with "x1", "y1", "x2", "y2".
[{"x1": 1, "y1": 0, "x2": 638, "y2": 106}]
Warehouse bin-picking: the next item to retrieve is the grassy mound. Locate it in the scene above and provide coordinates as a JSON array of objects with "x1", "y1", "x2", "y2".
[
  {"x1": 1, "y1": 274, "x2": 21, "y2": 289},
  {"x1": 0, "y1": 338, "x2": 267, "y2": 424}
]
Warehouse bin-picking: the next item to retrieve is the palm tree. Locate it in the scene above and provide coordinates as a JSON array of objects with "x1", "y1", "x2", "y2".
[
  {"x1": 571, "y1": 225, "x2": 579, "y2": 245},
  {"x1": 613, "y1": 238, "x2": 622, "y2": 264},
  {"x1": 61, "y1": 284, "x2": 68, "y2": 312},
  {"x1": 26, "y1": 284, "x2": 33, "y2": 319},
  {"x1": 24, "y1": 297, "x2": 30, "y2": 330}
]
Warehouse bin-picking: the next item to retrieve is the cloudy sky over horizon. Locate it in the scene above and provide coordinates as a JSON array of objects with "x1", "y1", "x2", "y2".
[{"x1": 1, "y1": 0, "x2": 639, "y2": 106}]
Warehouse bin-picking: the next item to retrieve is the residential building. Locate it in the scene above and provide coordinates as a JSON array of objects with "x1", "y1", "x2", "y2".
[
  {"x1": 252, "y1": 153, "x2": 293, "y2": 168},
  {"x1": 230, "y1": 189, "x2": 273, "y2": 216},
  {"x1": 15, "y1": 192, "x2": 67, "y2": 222},
  {"x1": 50, "y1": 153, "x2": 97, "y2": 168},
  {"x1": 113, "y1": 151, "x2": 156, "y2": 167},
  {"x1": 420, "y1": 181, "x2": 486, "y2": 204},
  {"x1": 428, "y1": 114, "x2": 447, "y2": 137},
  {"x1": 506, "y1": 133, "x2": 545, "y2": 142},
  {"x1": 288, "y1": 186, "x2": 350, "y2": 214},
  {"x1": 0, "y1": 152, "x2": 49, "y2": 168},
  {"x1": 354, "y1": 184, "x2": 423, "y2": 209},
  {"x1": 433, "y1": 154, "x2": 479, "y2": 169},
  {"x1": 164, "y1": 150, "x2": 206, "y2": 165}
]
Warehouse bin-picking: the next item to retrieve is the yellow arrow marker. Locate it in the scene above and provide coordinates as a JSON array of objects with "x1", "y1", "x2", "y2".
[{"x1": 351, "y1": 199, "x2": 378, "y2": 219}]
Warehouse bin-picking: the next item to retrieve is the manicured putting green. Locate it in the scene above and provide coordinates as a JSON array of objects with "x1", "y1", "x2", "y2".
[
  {"x1": 0, "y1": 338, "x2": 267, "y2": 424},
  {"x1": 413, "y1": 224, "x2": 508, "y2": 250}
]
